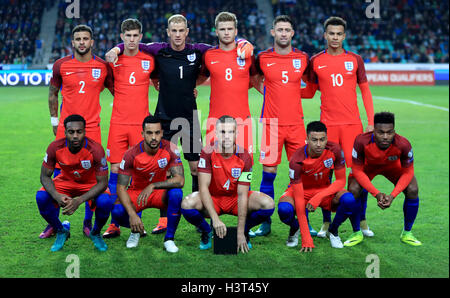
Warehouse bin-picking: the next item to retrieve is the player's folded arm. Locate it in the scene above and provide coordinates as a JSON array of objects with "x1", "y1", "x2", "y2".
[
  {"x1": 153, "y1": 165, "x2": 185, "y2": 189},
  {"x1": 308, "y1": 167, "x2": 346, "y2": 209},
  {"x1": 391, "y1": 164, "x2": 415, "y2": 198},
  {"x1": 352, "y1": 163, "x2": 380, "y2": 198}
]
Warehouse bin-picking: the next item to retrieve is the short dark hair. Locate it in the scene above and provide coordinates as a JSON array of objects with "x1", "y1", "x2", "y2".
[
  {"x1": 273, "y1": 15, "x2": 294, "y2": 29},
  {"x1": 374, "y1": 112, "x2": 395, "y2": 126},
  {"x1": 64, "y1": 114, "x2": 86, "y2": 128},
  {"x1": 72, "y1": 24, "x2": 93, "y2": 39},
  {"x1": 121, "y1": 18, "x2": 142, "y2": 33},
  {"x1": 306, "y1": 121, "x2": 327, "y2": 135},
  {"x1": 142, "y1": 115, "x2": 161, "y2": 130},
  {"x1": 324, "y1": 16, "x2": 347, "y2": 31},
  {"x1": 216, "y1": 115, "x2": 237, "y2": 127}
]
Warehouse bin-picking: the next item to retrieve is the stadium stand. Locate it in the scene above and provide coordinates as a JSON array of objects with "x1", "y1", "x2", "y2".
[
  {"x1": 0, "y1": 0, "x2": 448, "y2": 66},
  {"x1": 0, "y1": 0, "x2": 53, "y2": 65}
]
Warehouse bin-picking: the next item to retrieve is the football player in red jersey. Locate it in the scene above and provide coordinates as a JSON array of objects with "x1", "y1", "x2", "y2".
[
  {"x1": 279, "y1": 121, "x2": 362, "y2": 252},
  {"x1": 303, "y1": 16, "x2": 375, "y2": 238},
  {"x1": 181, "y1": 116, "x2": 274, "y2": 253},
  {"x1": 42, "y1": 25, "x2": 114, "y2": 239},
  {"x1": 348, "y1": 112, "x2": 421, "y2": 246},
  {"x1": 111, "y1": 116, "x2": 185, "y2": 252},
  {"x1": 200, "y1": 12, "x2": 258, "y2": 155},
  {"x1": 103, "y1": 19, "x2": 156, "y2": 239},
  {"x1": 250, "y1": 15, "x2": 311, "y2": 237},
  {"x1": 36, "y1": 115, "x2": 112, "y2": 251}
]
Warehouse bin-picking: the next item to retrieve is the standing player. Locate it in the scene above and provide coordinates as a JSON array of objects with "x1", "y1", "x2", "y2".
[
  {"x1": 303, "y1": 16, "x2": 375, "y2": 237},
  {"x1": 36, "y1": 115, "x2": 113, "y2": 251},
  {"x1": 102, "y1": 19, "x2": 156, "y2": 239},
  {"x1": 42, "y1": 24, "x2": 114, "y2": 239},
  {"x1": 106, "y1": 15, "x2": 253, "y2": 233},
  {"x1": 200, "y1": 12, "x2": 258, "y2": 155},
  {"x1": 279, "y1": 121, "x2": 362, "y2": 252},
  {"x1": 181, "y1": 116, "x2": 274, "y2": 253},
  {"x1": 250, "y1": 15, "x2": 310, "y2": 237},
  {"x1": 111, "y1": 116, "x2": 185, "y2": 252},
  {"x1": 349, "y1": 112, "x2": 421, "y2": 246}
]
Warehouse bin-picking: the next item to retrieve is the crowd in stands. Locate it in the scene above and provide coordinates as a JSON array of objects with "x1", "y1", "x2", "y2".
[
  {"x1": 0, "y1": 0, "x2": 52, "y2": 65},
  {"x1": 273, "y1": 0, "x2": 449, "y2": 63},
  {"x1": 1, "y1": 0, "x2": 448, "y2": 65},
  {"x1": 50, "y1": 0, "x2": 265, "y2": 63}
]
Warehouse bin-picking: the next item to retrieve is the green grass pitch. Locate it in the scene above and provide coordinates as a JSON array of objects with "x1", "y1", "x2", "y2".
[{"x1": 0, "y1": 85, "x2": 448, "y2": 278}]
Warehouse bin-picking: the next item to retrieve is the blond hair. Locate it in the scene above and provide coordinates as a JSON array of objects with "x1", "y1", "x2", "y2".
[
  {"x1": 168, "y1": 14, "x2": 187, "y2": 28},
  {"x1": 214, "y1": 12, "x2": 238, "y2": 28}
]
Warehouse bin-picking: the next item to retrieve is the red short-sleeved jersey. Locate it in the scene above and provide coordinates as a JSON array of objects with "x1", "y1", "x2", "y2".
[
  {"x1": 118, "y1": 139, "x2": 182, "y2": 191},
  {"x1": 352, "y1": 132, "x2": 414, "y2": 169},
  {"x1": 288, "y1": 142, "x2": 346, "y2": 189},
  {"x1": 50, "y1": 55, "x2": 114, "y2": 128},
  {"x1": 306, "y1": 50, "x2": 367, "y2": 126},
  {"x1": 197, "y1": 145, "x2": 253, "y2": 197},
  {"x1": 42, "y1": 137, "x2": 108, "y2": 185},
  {"x1": 110, "y1": 51, "x2": 155, "y2": 125},
  {"x1": 256, "y1": 48, "x2": 309, "y2": 125},
  {"x1": 201, "y1": 47, "x2": 257, "y2": 120}
]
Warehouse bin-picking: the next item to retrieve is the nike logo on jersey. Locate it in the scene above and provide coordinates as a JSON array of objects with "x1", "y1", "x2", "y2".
[
  {"x1": 65, "y1": 72, "x2": 75, "y2": 75},
  {"x1": 266, "y1": 63, "x2": 276, "y2": 67},
  {"x1": 113, "y1": 64, "x2": 122, "y2": 67},
  {"x1": 211, "y1": 61, "x2": 219, "y2": 64},
  {"x1": 213, "y1": 164, "x2": 222, "y2": 168},
  {"x1": 304, "y1": 169, "x2": 313, "y2": 174},
  {"x1": 318, "y1": 65, "x2": 327, "y2": 69},
  {"x1": 136, "y1": 167, "x2": 145, "y2": 170}
]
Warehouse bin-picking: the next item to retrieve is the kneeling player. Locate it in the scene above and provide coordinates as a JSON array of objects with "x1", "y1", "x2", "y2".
[
  {"x1": 111, "y1": 116, "x2": 184, "y2": 253},
  {"x1": 279, "y1": 121, "x2": 362, "y2": 252},
  {"x1": 349, "y1": 112, "x2": 421, "y2": 246},
  {"x1": 36, "y1": 115, "x2": 112, "y2": 252},
  {"x1": 181, "y1": 116, "x2": 274, "y2": 253}
]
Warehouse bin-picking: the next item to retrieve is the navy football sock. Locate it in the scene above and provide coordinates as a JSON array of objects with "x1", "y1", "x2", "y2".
[
  {"x1": 108, "y1": 172, "x2": 120, "y2": 227},
  {"x1": 359, "y1": 189, "x2": 368, "y2": 221},
  {"x1": 36, "y1": 191, "x2": 63, "y2": 231},
  {"x1": 91, "y1": 193, "x2": 113, "y2": 235},
  {"x1": 259, "y1": 171, "x2": 276, "y2": 225},
  {"x1": 111, "y1": 204, "x2": 130, "y2": 228},
  {"x1": 403, "y1": 197, "x2": 419, "y2": 231},
  {"x1": 322, "y1": 209, "x2": 332, "y2": 223},
  {"x1": 181, "y1": 208, "x2": 211, "y2": 233},
  {"x1": 278, "y1": 202, "x2": 299, "y2": 231},
  {"x1": 329, "y1": 193, "x2": 357, "y2": 236},
  {"x1": 245, "y1": 208, "x2": 275, "y2": 233},
  {"x1": 165, "y1": 189, "x2": 183, "y2": 240}
]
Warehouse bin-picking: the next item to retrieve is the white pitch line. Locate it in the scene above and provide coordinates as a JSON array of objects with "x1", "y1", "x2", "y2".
[{"x1": 370, "y1": 95, "x2": 449, "y2": 112}]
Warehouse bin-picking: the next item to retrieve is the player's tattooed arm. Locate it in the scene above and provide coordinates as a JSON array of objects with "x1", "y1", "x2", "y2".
[
  {"x1": 153, "y1": 165, "x2": 185, "y2": 189},
  {"x1": 48, "y1": 84, "x2": 59, "y2": 117},
  {"x1": 48, "y1": 84, "x2": 60, "y2": 135}
]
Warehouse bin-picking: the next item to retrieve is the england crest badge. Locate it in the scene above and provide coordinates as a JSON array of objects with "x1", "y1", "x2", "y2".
[
  {"x1": 92, "y1": 68, "x2": 101, "y2": 79},
  {"x1": 323, "y1": 158, "x2": 333, "y2": 168},
  {"x1": 81, "y1": 160, "x2": 92, "y2": 170},
  {"x1": 187, "y1": 53, "x2": 196, "y2": 62},
  {"x1": 292, "y1": 59, "x2": 301, "y2": 69},
  {"x1": 344, "y1": 61, "x2": 354, "y2": 71},
  {"x1": 142, "y1": 60, "x2": 150, "y2": 70},
  {"x1": 237, "y1": 57, "x2": 246, "y2": 67},
  {"x1": 158, "y1": 158, "x2": 168, "y2": 168},
  {"x1": 231, "y1": 168, "x2": 242, "y2": 178}
]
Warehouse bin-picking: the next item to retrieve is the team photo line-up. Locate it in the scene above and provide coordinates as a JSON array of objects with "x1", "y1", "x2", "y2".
[{"x1": 37, "y1": 12, "x2": 421, "y2": 253}]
